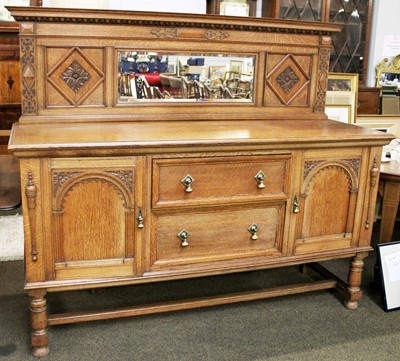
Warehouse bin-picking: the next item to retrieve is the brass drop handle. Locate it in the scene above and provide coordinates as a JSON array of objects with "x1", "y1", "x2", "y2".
[
  {"x1": 248, "y1": 223, "x2": 259, "y2": 240},
  {"x1": 178, "y1": 229, "x2": 190, "y2": 247},
  {"x1": 181, "y1": 174, "x2": 195, "y2": 193},
  {"x1": 293, "y1": 196, "x2": 300, "y2": 214},
  {"x1": 254, "y1": 171, "x2": 266, "y2": 189},
  {"x1": 137, "y1": 209, "x2": 144, "y2": 229}
]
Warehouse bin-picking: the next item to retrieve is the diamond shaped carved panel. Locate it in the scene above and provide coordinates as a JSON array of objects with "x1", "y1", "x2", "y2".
[
  {"x1": 47, "y1": 47, "x2": 105, "y2": 107},
  {"x1": 266, "y1": 54, "x2": 310, "y2": 105}
]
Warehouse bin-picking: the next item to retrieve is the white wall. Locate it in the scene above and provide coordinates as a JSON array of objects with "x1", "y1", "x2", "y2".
[
  {"x1": 367, "y1": 0, "x2": 400, "y2": 86},
  {"x1": 42, "y1": 0, "x2": 207, "y2": 14}
]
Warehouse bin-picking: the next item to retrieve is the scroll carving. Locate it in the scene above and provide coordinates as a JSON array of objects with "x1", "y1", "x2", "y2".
[
  {"x1": 53, "y1": 172, "x2": 80, "y2": 195},
  {"x1": 106, "y1": 170, "x2": 134, "y2": 192},
  {"x1": 365, "y1": 156, "x2": 379, "y2": 229},
  {"x1": 303, "y1": 160, "x2": 324, "y2": 179},
  {"x1": 150, "y1": 27, "x2": 177, "y2": 38},
  {"x1": 342, "y1": 158, "x2": 360, "y2": 174},
  {"x1": 205, "y1": 29, "x2": 229, "y2": 40},
  {"x1": 276, "y1": 66, "x2": 300, "y2": 94},
  {"x1": 25, "y1": 171, "x2": 38, "y2": 262},
  {"x1": 314, "y1": 47, "x2": 330, "y2": 113},
  {"x1": 61, "y1": 60, "x2": 91, "y2": 93},
  {"x1": 20, "y1": 37, "x2": 37, "y2": 114}
]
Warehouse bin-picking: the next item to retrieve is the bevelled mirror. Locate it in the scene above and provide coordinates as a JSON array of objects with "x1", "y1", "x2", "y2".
[{"x1": 117, "y1": 51, "x2": 255, "y2": 103}]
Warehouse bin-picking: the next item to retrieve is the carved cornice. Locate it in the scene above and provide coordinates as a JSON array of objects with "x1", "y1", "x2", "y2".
[{"x1": 10, "y1": 16, "x2": 335, "y2": 36}]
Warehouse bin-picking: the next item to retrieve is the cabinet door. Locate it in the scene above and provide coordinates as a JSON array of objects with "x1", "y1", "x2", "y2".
[
  {"x1": 45, "y1": 157, "x2": 143, "y2": 281},
  {"x1": 293, "y1": 149, "x2": 366, "y2": 255}
]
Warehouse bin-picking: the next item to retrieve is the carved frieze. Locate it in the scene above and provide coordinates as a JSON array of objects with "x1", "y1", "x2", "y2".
[
  {"x1": 61, "y1": 60, "x2": 92, "y2": 93},
  {"x1": 205, "y1": 29, "x2": 229, "y2": 41},
  {"x1": 150, "y1": 27, "x2": 177, "y2": 38}
]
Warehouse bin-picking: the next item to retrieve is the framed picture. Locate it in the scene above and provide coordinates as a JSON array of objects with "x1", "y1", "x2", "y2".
[
  {"x1": 229, "y1": 60, "x2": 243, "y2": 74},
  {"x1": 356, "y1": 115, "x2": 400, "y2": 137},
  {"x1": 327, "y1": 73, "x2": 358, "y2": 92},
  {"x1": 325, "y1": 104, "x2": 351, "y2": 124},
  {"x1": 326, "y1": 73, "x2": 358, "y2": 123},
  {"x1": 209, "y1": 66, "x2": 226, "y2": 80},
  {"x1": 376, "y1": 241, "x2": 400, "y2": 312}
]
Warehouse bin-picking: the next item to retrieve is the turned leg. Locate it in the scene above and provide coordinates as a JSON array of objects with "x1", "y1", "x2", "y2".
[
  {"x1": 28, "y1": 289, "x2": 49, "y2": 357},
  {"x1": 344, "y1": 252, "x2": 368, "y2": 310}
]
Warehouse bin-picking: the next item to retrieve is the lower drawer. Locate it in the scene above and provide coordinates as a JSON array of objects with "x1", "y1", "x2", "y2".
[{"x1": 150, "y1": 203, "x2": 285, "y2": 270}]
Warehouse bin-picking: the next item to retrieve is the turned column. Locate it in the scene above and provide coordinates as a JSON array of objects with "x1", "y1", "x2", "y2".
[
  {"x1": 344, "y1": 252, "x2": 368, "y2": 310},
  {"x1": 28, "y1": 289, "x2": 49, "y2": 357}
]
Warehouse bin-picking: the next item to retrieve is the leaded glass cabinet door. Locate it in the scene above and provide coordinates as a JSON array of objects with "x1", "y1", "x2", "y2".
[
  {"x1": 262, "y1": 0, "x2": 373, "y2": 85},
  {"x1": 329, "y1": 0, "x2": 373, "y2": 84}
]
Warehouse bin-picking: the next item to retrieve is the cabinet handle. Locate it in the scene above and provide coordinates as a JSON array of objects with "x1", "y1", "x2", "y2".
[
  {"x1": 254, "y1": 170, "x2": 266, "y2": 189},
  {"x1": 248, "y1": 223, "x2": 259, "y2": 240},
  {"x1": 181, "y1": 174, "x2": 195, "y2": 193},
  {"x1": 177, "y1": 229, "x2": 190, "y2": 247},
  {"x1": 137, "y1": 209, "x2": 144, "y2": 229},
  {"x1": 293, "y1": 196, "x2": 300, "y2": 214}
]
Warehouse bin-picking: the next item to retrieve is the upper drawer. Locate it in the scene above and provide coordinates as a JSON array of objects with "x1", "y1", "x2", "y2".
[{"x1": 152, "y1": 155, "x2": 291, "y2": 208}]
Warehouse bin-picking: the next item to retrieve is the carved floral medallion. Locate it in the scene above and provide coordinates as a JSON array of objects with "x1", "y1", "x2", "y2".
[
  {"x1": 276, "y1": 66, "x2": 300, "y2": 94},
  {"x1": 61, "y1": 60, "x2": 92, "y2": 93}
]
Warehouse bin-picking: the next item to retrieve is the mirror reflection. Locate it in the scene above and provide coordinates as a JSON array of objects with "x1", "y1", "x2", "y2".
[{"x1": 118, "y1": 52, "x2": 255, "y2": 102}]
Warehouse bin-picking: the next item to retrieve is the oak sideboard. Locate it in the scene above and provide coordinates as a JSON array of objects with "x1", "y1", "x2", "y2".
[{"x1": 7, "y1": 6, "x2": 393, "y2": 357}]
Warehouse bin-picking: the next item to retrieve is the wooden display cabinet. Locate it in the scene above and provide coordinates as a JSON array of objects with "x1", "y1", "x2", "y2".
[{"x1": 7, "y1": 6, "x2": 392, "y2": 357}]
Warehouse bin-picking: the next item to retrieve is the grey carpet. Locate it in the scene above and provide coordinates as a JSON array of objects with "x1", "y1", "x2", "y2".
[{"x1": 1, "y1": 222, "x2": 400, "y2": 361}]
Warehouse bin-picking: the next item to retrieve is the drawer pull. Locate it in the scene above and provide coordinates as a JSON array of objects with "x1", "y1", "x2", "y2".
[
  {"x1": 181, "y1": 174, "x2": 195, "y2": 193},
  {"x1": 178, "y1": 229, "x2": 190, "y2": 247},
  {"x1": 254, "y1": 170, "x2": 266, "y2": 189},
  {"x1": 248, "y1": 223, "x2": 259, "y2": 240},
  {"x1": 137, "y1": 209, "x2": 144, "y2": 229}
]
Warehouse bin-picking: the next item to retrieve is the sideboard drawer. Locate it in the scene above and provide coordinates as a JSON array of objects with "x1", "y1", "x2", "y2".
[
  {"x1": 152, "y1": 155, "x2": 291, "y2": 208},
  {"x1": 150, "y1": 203, "x2": 285, "y2": 270}
]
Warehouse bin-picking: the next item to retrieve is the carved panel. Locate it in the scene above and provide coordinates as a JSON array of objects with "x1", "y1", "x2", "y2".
[
  {"x1": 46, "y1": 47, "x2": 105, "y2": 107},
  {"x1": 53, "y1": 173, "x2": 132, "y2": 211},
  {"x1": 342, "y1": 158, "x2": 360, "y2": 175},
  {"x1": 266, "y1": 54, "x2": 310, "y2": 106},
  {"x1": 314, "y1": 47, "x2": 330, "y2": 113},
  {"x1": 20, "y1": 37, "x2": 37, "y2": 114}
]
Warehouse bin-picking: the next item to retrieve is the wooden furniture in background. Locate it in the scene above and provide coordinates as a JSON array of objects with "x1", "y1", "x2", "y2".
[
  {"x1": 358, "y1": 87, "x2": 381, "y2": 115},
  {"x1": 262, "y1": 0, "x2": 374, "y2": 86},
  {"x1": 7, "y1": 6, "x2": 392, "y2": 357},
  {"x1": 0, "y1": 22, "x2": 21, "y2": 155}
]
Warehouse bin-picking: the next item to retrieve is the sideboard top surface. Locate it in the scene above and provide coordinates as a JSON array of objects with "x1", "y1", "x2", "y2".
[{"x1": 9, "y1": 120, "x2": 393, "y2": 155}]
